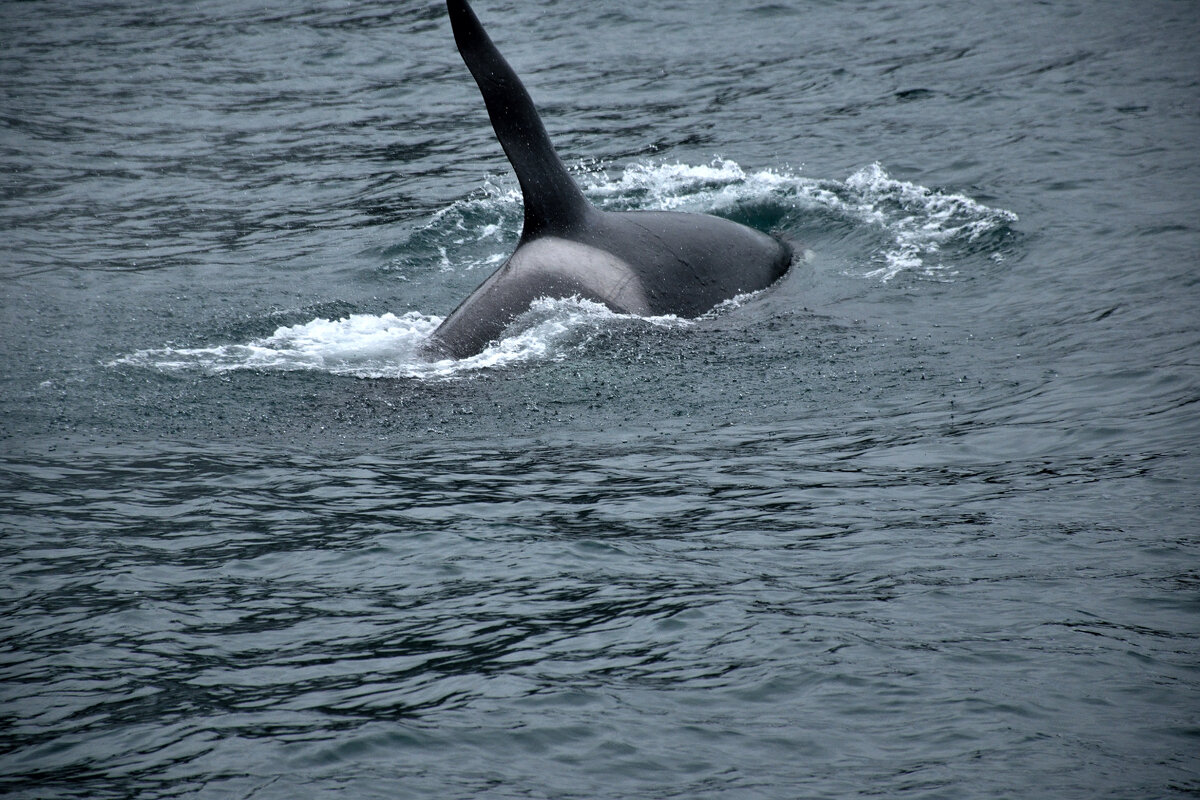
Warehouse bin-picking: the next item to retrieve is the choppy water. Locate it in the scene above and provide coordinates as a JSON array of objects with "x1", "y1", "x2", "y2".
[{"x1": 2, "y1": 0, "x2": 1198, "y2": 797}]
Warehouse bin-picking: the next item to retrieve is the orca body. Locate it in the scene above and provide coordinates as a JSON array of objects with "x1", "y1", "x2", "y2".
[{"x1": 426, "y1": 0, "x2": 793, "y2": 360}]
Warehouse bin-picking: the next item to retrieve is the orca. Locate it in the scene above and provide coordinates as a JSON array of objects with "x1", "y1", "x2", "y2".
[{"x1": 424, "y1": 0, "x2": 793, "y2": 360}]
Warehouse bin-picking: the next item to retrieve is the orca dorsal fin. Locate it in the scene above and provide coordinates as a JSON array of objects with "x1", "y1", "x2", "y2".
[{"x1": 446, "y1": 0, "x2": 592, "y2": 238}]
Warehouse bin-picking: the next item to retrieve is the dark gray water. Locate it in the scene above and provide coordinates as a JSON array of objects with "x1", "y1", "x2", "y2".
[{"x1": 2, "y1": 0, "x2": 1198, "y2": 797}]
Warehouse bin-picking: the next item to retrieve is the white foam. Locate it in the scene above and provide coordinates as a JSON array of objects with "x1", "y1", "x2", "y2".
[
  {"x1": 580, "y1": 156, "x2": 794, "y2": 213},
  {"x1": 582, "y1": 158, "x2": 1017, "y2": 281},
  {"x1": 836, "y1": 163, "x2": 1018, "y2": 281},
  {"x1": 113, "y1": 312, "x2": 440, "y2": 378},
  {"x1": 112, "y1": 299, "x2": 689, "y2": 381},
  {"x1": 403, "y1": 158, "x2": 1016, "y2": 284},
  {"x1": 116, "y1": 159, "x2": 1016, "y2": 379}
]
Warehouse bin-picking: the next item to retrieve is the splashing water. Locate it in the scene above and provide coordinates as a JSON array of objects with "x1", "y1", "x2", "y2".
[
  {"x1": 113, "y1": 299, "x2": 688, "y2": 380},
  {"x1": 115, "y1": 160, "x2": 1016, "y2": 377},
  {"x1": 408, "y1": 158, "x2": 1016, "y2": 281},
  {"x1": 819, "y1": 163, "x2": 1018, "y2": 281},
  {"x1": 581, "y1": 158, "x2": 1016, "y2": 281},
  {"x1": 114, "y1": 313, "x2": 440, "y2": 377}
]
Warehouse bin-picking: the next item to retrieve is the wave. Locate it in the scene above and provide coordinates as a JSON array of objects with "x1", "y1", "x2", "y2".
[
  {"x1": 392, "y1": 158, "x2": 1017, "y2": 283},
  {"x1": 115, "y1": 159, "x2": 1016, "y2": 377},
  {"x1": 811, "y1": 162, "x2": 1019, "y2": 282},
  {"x1": 579, "y1": 158, "x2": 1017, "y2": 281},
  {"x1": 111, "y1": 298, "x2": 688, "y2": 380}
]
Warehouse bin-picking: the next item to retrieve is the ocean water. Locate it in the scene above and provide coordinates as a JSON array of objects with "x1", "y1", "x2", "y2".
[{"x1": 2, "y1": 0, "x2": 1198, "y2": 797}]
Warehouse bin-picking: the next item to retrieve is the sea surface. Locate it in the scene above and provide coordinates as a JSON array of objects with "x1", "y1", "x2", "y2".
[{"x1": 2, "y1": 0, "x2": 1198, "y2": 797}]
